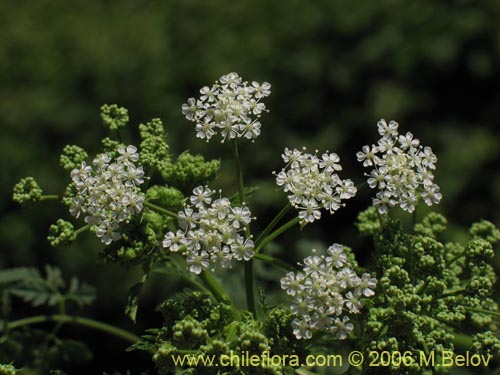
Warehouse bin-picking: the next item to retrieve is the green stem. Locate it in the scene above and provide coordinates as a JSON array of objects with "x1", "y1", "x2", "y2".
[
  {"x1": 412, "y1": 205, "x2": 418, "y2": 229},
  {"x1": 446, "y1": 253, "x2": 465, "y2": 267},
  {"x1": 464, "y1": 307, "x2": 500, "y2": 318},
  {"x1": 254, "y1": 202, "x2": 291, "y2": 247},
  {"x1": 40, "y1": 195, "x2": 59, "y2": 201},
  {"x1": 453, "y1": 333, "x2": 473, "y2": 349},
  {"x1": 255, "y1": 216, "x2": 301, "y2": 254},
  {"x1": 443, "y1": 288, "x2": 466, "y2": 297},
  {"x1": 355, "y1": 181, "x2": 368, "y2": 190},
  {"x1": 253, "y1": 253, "x2": 297, "y2": 272},
  {"x1": 231, "y1": 139, "x2": 256, "y2": 315},
  {"x1": 152, "y1": 269, "x2": 210, "y2": 295},
  {"x1": 74, "y1": 225, "x2": 90, "y2": 237},
  {"x1": 6, "y1": 315, "x2": 140, "y2": 344},
  {"x1": 144, "y1": 201, "x2": 178, "y2": 219},
  {"x1": 231, "y1": 139, "x2": 247, "y2": 211},
  {"x1": 198, "y1": 271, "x2": 231, "y2": 304}
]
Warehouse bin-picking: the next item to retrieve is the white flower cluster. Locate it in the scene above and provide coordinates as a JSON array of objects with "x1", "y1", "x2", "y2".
[
  {"x1": 357, "y1": 119, "x2": 442, "y2": 214},
  {"x1": 162, "y1": 186, "x2": 255, "y2": 274},
  {"x1": 69, "y1": 145, "x2": 145, "y2": 245},
  {"x1": 275, "y1": 147, "x2": 356, "y2": 225},
  {"x1": 281, "y1": 244, "x2": 377, "y2": 340},
  {"x1": 182, "y1": 72, "x2": 271, "y2": 143}
]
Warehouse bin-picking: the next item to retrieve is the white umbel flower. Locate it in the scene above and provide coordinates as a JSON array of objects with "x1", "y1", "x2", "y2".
[
  {"x1": 182, "y1": 72, "x2": 271, "y2": 143},
  {"x1": 69, "y1": 145, "x2": 145, "y2": 244},
  {"x1": 275, "y1": 147, "x2": 356, "y2": 225},
  {"x1": 357, "y1": 119, "x2": 442, "y2": 214},
  {"x1": 162, "y1": 186, "x2": 255, "y2": 274},
  {"x1": 281, "y1": 243, "x2": 377, "y2": 340}
]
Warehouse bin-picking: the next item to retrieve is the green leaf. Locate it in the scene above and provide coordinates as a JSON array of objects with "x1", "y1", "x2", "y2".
[
  {"x1": 44, "y1": 265, "x2": 65, "y2": 290},
  {"x1": 54, "y1": 338, "x2": 93, "y2": 363},
  {"x1": 228, "y1": 186, "x2": 259, "y2": 205},
  {"x1": 8, "y1": 265, "x2": 64, "y2": 307},
  {"x1": 125, "y1": 282, "x2": 144, "y2": 323},
  {"x1": 126, "y1": 330, "x2": 158, "y2": 353},
  {"x1": 65, "y1": 277, "x2": 96, "y2": 307},
  {"x1": 1, "y1": 290, "x2": 12, "y2": 318},
  {"x1": 0, "y1": 267, "x2": 40, "y2": 285}
]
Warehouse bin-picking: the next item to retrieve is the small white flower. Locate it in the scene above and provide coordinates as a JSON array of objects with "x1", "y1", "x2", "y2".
[
  {"x1": 292, "y1": 318, "x2": 313, "y2": 340},
  {"x1": 356, "y1": 145, "x2": 379, "y2": 167},
  {"x1": 187, "y1": 251, "x2": 209, "y2": 274},
  {"x1": 190, "y1": 185, "x2": 213, "y2": 207},
  {"x1": 331, "y1": 316, "x2": 354, "y2": 340},
  {"x1": 357, "y1": 273, "x2": 377, "y2": 297},
  {"x1": 377, "y1": 119, "x2": 399, "y2": 137}
]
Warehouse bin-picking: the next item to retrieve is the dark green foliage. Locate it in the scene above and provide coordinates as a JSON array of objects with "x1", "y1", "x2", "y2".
[
  {"x1": 132, "y1": 292, "x2": 306, "y2": 375},
  {"x1": 357, "y1": 213, "x2": 500, "y2": 374},
  {"x1": 0, "y1": 266, "x2": 95, "y2": 310}
]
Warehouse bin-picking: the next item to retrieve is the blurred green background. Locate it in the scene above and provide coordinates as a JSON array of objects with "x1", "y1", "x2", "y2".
[{"x1": 1, "y1": 0, "x2": 499, "y2": 373}]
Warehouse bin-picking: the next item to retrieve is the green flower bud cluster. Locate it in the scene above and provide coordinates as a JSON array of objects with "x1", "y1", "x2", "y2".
[
  {"x1": 59, "y1": 145, "x2": 88, "y2": 171},
  {"x1": 101, "y1": 137, "x2": 124, "y2": 157},
  {"x1": 161, "y1": 152, "x2": 220, "y2": 194},
  {"x1": 469, "y1": 220, "x2": 500, "y2": 244},
  {"x1": 356, "y1": 206, "x2": 381, "y2": 236},
  {"x1": 101, "y1": 209, "x2": 173, "y2": 266},
  {"x1": 47, "y1": 219, "x2": 75, "y2": 248},
  {"x1": 14, "y1": 105, "x2": 221, "y2": 265},
  {"x1": 357, "y1": 209, "x2": 500, "y2": 375},
  {"x1": 0, "y1": 364, "x2": 16, "y2": 375},
  {"x1": 146, "y1": 186, "x2": 185, "y2": 212},
  {"x1": 139, "y1": 118, "x2": 171, "y2": 173},
  {"x1": 101, "y1": 104, "x2": 129, "y2": 131},
  {"x1": 471, "y1": 331, "x2": 500, "y2": 355},
  {"x1": 133, "y1": 292, "x2": 306, "y2": 375},
  {"x1": 12, "y1": 177, "x2": 43, "y2": 207},
  {"x1": 99, "y1": 183, "x2": 187, "y2": 265},
  {"x1": 414, "y1": 212, "x2": 447, "y2": 238}
]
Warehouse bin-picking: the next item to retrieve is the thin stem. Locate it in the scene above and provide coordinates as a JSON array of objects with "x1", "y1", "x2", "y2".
[
  {"x1": 231, "y1": 139, "x2": 256, "y2": 315},
  {"x1": 446, "y1": 253, "x2": 465, "y2": 268},
  {"x1": 465, "y1": 307, "x2": 500, "y2": 318},
  {"x1": 412, "y1": 205, "x2": 418, "y2": 229},
  {"x1": 198, "y1": 271, "x2": 231, "y2": 304},
  {"x1": 255, "y1": 216, "x2": 301, "y2": 254},
  {"x1": 232, "y1": 139, "x2": 247, "y2": 212},
  {"x1": 144, "y1": 201, "x2": 178, "y2": 219},
  {"x1": 443, "y1": 288, "x2": 466, "y2": 297},
  {"x1": 6, "y1": 315, "x2": 140, "y2": 344},
  {"x1": 152, "y1": 269, "x2": 210, "y2": 295},
  {"x1": 74, "y1": 225, "x2": 90, "y2": 237},
  {"x1": 355, "y1": 181, "x2": 368, "y2": 190},
  {"x1": 253, "y1": 253, "x2": 297, "y2": 272},
  {"x1": 254, "y1": 202, "x2": 291, "y2": 247},
  {"x1": 40, "y1": 195, "x2": 59, "y2": 201},
  {"x1": 37, "y1": 298, "x2": 67, "y2": 368}
]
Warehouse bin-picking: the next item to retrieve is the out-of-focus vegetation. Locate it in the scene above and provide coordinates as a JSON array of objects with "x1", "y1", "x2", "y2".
[{"x1": 1, "y1": 0, "x2": 499, "y2": 373}]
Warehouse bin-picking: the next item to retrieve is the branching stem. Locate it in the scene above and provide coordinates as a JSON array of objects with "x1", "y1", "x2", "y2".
[{"x1": 6, "y1": 315, "x2": 140, "y2": 344}]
